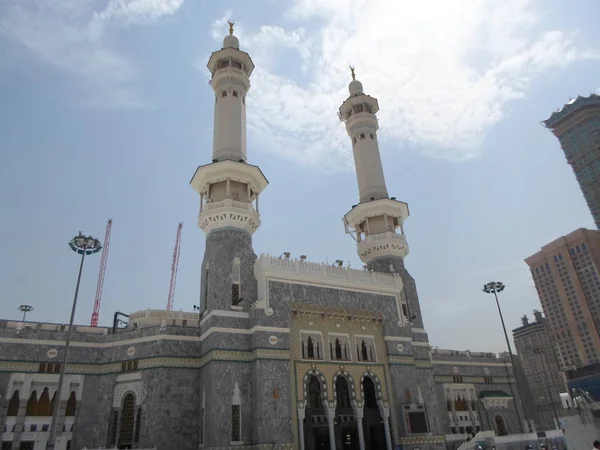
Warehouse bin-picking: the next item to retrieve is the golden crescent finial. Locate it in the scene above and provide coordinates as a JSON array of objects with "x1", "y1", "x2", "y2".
[
  {"x1": 349, "y1": 65, "x2": 356, "y2": 81},
  {"x1": 228, "y1": 20, "x2": 235, "y2": 35}
]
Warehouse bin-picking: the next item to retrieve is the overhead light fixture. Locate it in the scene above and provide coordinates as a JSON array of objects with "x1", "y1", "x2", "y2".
[
  {"x1": 299, "y1": 255, "x2": 307, "y2": 261},
  {"x1": 280, "y1": 252, "x2": 291, "y2": 259}
]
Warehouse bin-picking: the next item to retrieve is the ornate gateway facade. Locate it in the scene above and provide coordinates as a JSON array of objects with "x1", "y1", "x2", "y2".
[{"x1": 0, "y1": 23, "x2": 526, "y2": 450}]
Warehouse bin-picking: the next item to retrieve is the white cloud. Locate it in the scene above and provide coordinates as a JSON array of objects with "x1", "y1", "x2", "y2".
[
  {"x1": 211, "y1": 0, "x2": 598, "y2": 169},
  {"x1": 0, "y1": 0, "x2": 184, "y2": 108}
]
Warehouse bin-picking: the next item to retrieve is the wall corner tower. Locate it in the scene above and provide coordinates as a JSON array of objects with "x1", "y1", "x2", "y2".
[
  {"x1": 190, "y1": 22, "x2": 268, "y2": 313},
  {"x1": 341, "y1": 68, "x2": 410, "y2": 275}
]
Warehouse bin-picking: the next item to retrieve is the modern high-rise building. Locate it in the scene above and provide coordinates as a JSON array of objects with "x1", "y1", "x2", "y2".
[
  {"x1": 512, "y1": 310, "x2": 567, "y2": 430},
  {"x1": 543, "y1": 94, "x2": 600, "y2": 229},
  {"x1": 525, "y1": 228, "x2": 600, "y2": 369}
]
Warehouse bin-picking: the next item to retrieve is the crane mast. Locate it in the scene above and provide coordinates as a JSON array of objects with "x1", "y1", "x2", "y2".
[
  {"x1": 91, "y1": 218, "x2": 112, "y2": 327},
  {"x1": 167, "y1": 222, "x2": 183, "y2": 311}
]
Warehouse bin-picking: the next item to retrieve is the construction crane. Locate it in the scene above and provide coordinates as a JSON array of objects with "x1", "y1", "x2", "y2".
[
  {"x1": 167, "y1": 223, "x2": 183, "y2": 311},
  {"x1": 91, "y1": 219, "x2": 112, "y2": 327}
]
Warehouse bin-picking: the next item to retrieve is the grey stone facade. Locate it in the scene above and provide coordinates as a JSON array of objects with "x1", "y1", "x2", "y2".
[{"x1": 0, "y1": 237, "x2": 529, "y2": 450}]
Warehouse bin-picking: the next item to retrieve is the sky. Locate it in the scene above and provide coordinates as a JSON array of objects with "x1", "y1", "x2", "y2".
[{"x1": 0, "y1": 0, "x2": 599, "y2": 353}]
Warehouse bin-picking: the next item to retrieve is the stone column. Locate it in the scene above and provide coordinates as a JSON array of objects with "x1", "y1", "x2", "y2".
[
  {"x1": 382, "y1": 406, "x2": 393, "y2": 450},
  {"x1": 326, "y1": 406, "x2": 337, "y2": 450},
  {"x1": 297, "y1": 407, "x2": 305, "y2": 450},
  {"x1": 353, "y1": 403, "x2": 365, "y2": 450}
]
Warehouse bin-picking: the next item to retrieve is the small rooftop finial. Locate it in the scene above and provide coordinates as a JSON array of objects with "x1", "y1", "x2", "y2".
[
  {"x1": 350, "y1": 65, "x2": 356, "y2": 81},
  {"x1": 228, "y1": 20, "x2": 235, "y2": 36}
]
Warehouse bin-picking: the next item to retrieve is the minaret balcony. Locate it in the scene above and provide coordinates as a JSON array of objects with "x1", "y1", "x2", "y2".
[
  {"x1": 344, "y1": 198, "x2": 409, "y2": 227},
  {"x1": 198, "y1": 198, "x2": 261, "y2": 235},
  {"x1": 357, "y1": 232, "x2": 409, "y2": 263}
]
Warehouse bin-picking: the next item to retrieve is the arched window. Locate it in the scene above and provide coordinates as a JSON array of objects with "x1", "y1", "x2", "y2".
[
  {"x1": 495, "y1": 414, "x2": 508, "y2": 436},
  {"x1": 307, "y1": 376, "x2": 323, "y2": 409},
  {"x1": 370, "y1": 133, "x2": 375, "y2": 139},
  {"x1": 26, "y1": 390, "x2": 38, "y2": 416},
  {"x1": 307, "y1": 336, "x2": 315, "y2": 359},
  {"x1": 118, "y1": 393, "x2": 136, "y2": 448},
  {"x1": 221, "y1": 91, "x2": 227, "y2": 97},
  {"x1": 232, "y1": 91, "x2": 238, "y2": 97},
  {"x1": 7, "y1": 390, "x2": 19, "y2": 416},
  {"x1": 50, "y1": 391, "x2": 57, "y2": 417},
  {"x1": 335, "y1": 377, "x2": 351, "y2": 410},
  {"x1": 361, "y1": 340, "x2": 369, "y2": 361},
  {"x1": 65, "y1": 391, "x2": 77, "y2": 417},
  {"x1": 352, "y1": 137, "x2": 357, "y2": 145},
  {"x1": 363, "y1": 377, "x2": 378, "y2": 408},
  {"x1": 360, "y1": 133, "x2": 366, "y2": 139},
  {"x1": 37, "y1": 387, "x2": 51, "y2": 416},
  {"x1": 335, "y1": 338, "x2": 343, "y2": 360}
]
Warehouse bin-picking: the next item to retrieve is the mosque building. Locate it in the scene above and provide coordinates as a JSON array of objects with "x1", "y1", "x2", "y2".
[{"x1": 0, "y1": 23, "x2": 533, "y2": 450}]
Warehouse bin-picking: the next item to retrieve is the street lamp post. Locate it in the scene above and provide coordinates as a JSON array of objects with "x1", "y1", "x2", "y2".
[
  {"x1": 18, "y1": 304, "x2": 34, "y2": 321},
  {"x1": 46, "y1": 232, "x2": 102, "y2": 450},
  {"x1": 534, "y1": 347, "x2": 560, "y2": 430},
  {"x1": 483, "y1": 281, "x2": 526, "y2": 433}
]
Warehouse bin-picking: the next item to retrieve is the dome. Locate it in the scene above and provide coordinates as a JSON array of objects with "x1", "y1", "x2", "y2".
[
  {"x1": 223, "y1": 34, "x2": 239, "y2": 50},
  {"x1": 349, "y1": 79, "x2": 364, "y2": 96}
]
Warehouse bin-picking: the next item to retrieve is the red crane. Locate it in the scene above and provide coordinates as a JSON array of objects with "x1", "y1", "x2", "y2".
[
  {"x1": 91, "y1": 218, "x2": 112, "y2": 327},
  {"x1": 167, "y1": 223, "x2": 183, "y2": 311}
]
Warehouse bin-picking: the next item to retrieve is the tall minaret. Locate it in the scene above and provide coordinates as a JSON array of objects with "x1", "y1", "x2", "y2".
[
  {"x1": 341, "y1": 68, "x2": 410, "y2": 275},
  {"x1": 190, "y1": 22, "x2": 268, "y2": 312}
]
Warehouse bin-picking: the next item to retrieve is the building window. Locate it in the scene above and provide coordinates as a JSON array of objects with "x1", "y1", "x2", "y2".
[
  {"x1": 231, "y1": 405, "x2": 241, "y2": 441},
  {"x1": 232, "y1": 91, "x2": 238, "y2": 97},
  {"x1": 360, "y1": 133, "x2": 366, "y2": 139},
  {"x1": 134, "y1": 407, "x2": 142, "y2": 443},
  {"x1": 452, "y1": 376, "x2": 463, "y2": 383},
  {"x1": 231, "y1": 381, "x2": 242, "y2": 443},
  {"x1": 484, "y1": 376, "x2": 493, "y2": 384},
  {"x1": 232, "y1": 258, "x2": 241, "y2": 306},
  {"x1": 330, "y1": 335, "x2": 351, "y2": 361},
  {"x1": 370, "y1": 133, "x2": 375, "y2": 139},
  {"x1": 121, "y1": 360, "x2": 138, "y2": 372},
  {"x1": 65, "y1": 391, "x2": 77, "y2": 416},
  {"x1": 353, "y1": 137, "x2": 357, "y2": 145},
  {"x1": 37, "y1": 387, "x2": 51, "y2": 416},
  {"x1": 221, "y1": 91, "x2": 227, "y2": 97},
  {"x1": 18, "y1": 443, "x2": 34, "y2": 450},
  {"x1": 2, "y1": 443, "x2": 13, "y2": 450},
  {"x1": 39, "y1": 363, "x2": 61, "y2": 374},
  {"x1": 25, "y1": 391, "x2": 38, "y2": 416},
  {"x1": 356, "y1": 337, "x2": 377, "y2": 362},
  {"x1": 118, "y1": 393, "x2": 136, "y2": 448},
  {"x1": 7, "y1": 390, "x2": 19, "y2": 416},
  {"x1": 301, "y1": 333, "x2": 323, "y2": 360}
]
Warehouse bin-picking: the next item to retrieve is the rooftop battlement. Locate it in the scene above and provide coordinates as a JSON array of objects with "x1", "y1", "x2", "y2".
[
  {"x1": 543, "y1": 93, "x2": 600, "y2": 128},
  {"x1": 255, "y1": 253, "x2": 402, "y2": 288},
  {"x1": 432, "y1": 348, "x2": 511, "y2": 361}
]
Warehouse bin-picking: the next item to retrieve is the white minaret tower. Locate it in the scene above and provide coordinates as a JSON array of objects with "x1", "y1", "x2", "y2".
[
  {"x1": 341, "y1": 68, "x2": 410, "y2": 271},
  {"x1": 190, "y1": 21, "x2": 268, "y2": 236}
]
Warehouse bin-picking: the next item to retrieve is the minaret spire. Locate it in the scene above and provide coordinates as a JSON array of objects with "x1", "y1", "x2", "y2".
[
  {"x1": 340, "y1": 71, "x2": 410, "y2": 272},
  {"x1": 190, "y1": 22, "x2": 268, "y2": 236}
]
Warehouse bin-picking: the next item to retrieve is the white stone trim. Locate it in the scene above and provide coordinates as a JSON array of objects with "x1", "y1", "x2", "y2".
[
  {"x1": 344, "y1": 198, "x2": 409, "y2": 226},
  {"x1": 199, "y1": 326, "x2": 290, "y2": 342},
  {"x1": 434, "y1": 360, "x2": 512, "y2": 368},
  {"x1": 0, "y1": 324, "x2": 289, "y2": 349},
  {"x1": 412, "y1": 342, "x2": 431, "y2": 347},
  {"x1": 411, "y1": 328, "x2": 427, "y2": 333},
  {"x1": 199, "y1": 309, "x2": 249, "y2": 327},
  {"x1": 384, "y1": 336, "x2": 412, "y2": 342},
  {"x1": 198, "y1": 199, "x2": 261, "y2": 235},
  {"x1": 357, "y1": 232, "x2": 409, "y2": 263}
]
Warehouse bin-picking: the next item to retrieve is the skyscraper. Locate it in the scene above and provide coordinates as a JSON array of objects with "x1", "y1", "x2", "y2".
[
  {"x1": 543, "y1": 94, "x2": 600, "y2": 229},
  {"x1": 512, "y1": 311, "x2": 566, "y2": 430},
  {"x1": 525, "y1": 228, "x2": 600, "y2": 368}
]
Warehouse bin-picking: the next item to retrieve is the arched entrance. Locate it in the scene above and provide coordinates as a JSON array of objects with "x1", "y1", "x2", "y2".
[
  {"x1": 304, "y1": 375, "x2": 330, "y2": 450},
  {"x1": 362, "y1": 377, "x2": 386, "y2": 450},
  {"x1": 495, "y1": 414, "x2": 508, "y2": 436},
  {"x1": 334, "y1": 377, "x2": 358, "y2": 450}
]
